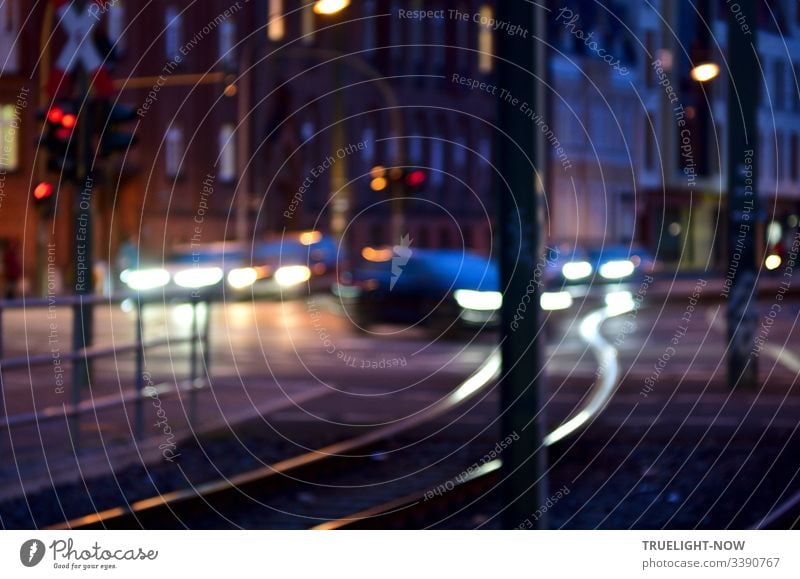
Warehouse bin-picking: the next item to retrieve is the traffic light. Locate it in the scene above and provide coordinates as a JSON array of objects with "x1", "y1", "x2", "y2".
[
  {"x1": 369, "y1": 165, "x2": 388, "y2": 192},
  {"x1": 99, "y1": 102, "x2": 138, "y2": 157},
  {"x1": 37, "y1": 102, "x2": 78, "y2": 178},
  {"x1": 405, "y1": 169, "x2": 427, "y2": 190},
  {"x1": 33, "y1": 181, "x2": 56, "y2": 215}
]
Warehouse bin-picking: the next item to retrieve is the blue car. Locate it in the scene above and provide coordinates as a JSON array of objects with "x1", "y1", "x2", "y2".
[{"x1": 336, "y1": 247, "x2": 501, "y2": 331}]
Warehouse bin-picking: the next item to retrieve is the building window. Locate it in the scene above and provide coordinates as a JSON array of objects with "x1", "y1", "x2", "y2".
[
  {"x1": 478, "y1": 5, "x2": 494, "y2": 73},
  {"x1": 0, "y1": 0, "x2": 20, "y2": 74},
  {"x1": 363, "y1": 0, "x2": 376, "y2": 54},
  {"x1": 794, "y1": 62, "x2": 800, "y2": 112},
  {"x1": 165, "y1": 126, "x2": 183, "y2": 179},
  {"x1": 431, "y1": 116, "x2": 446, "y2": 187},
  {"x1": 390, "y1": 1, "x2": 403, "y2": 70},
  {"x1": 107, "y1": 1, "x2": 126, "y2": 54},
  {"x1": 0, "y1": 104, "x2": 20, "y2": 171},
  {"x1": 644, "y1": 30, "x2": 655, "y2": 87},
  {"x1": 268, "y1": 0, "x2": 285, "y2": 42},
  {"x1": 362, "y1": 126, "x2": 375, "y2": 162},
  {"x1": 219, "y1": 124, "x2": 236, "y2": 183},
  {"x1": 773, "y1": 60, "x2": 785, "y2": 111},
  {"x1": 432, "y1": 17, "x2": 446, "y2": 76},
  {"x1": 301, "y1": 3, "x2": 315, "y2": 44},
  {"x1": 455, "y1": 4, "x2": 469, "y2": 74},
  {"x1": 165, "y1": 6, "x2": 182, "y2": 59},
  {"x1": 644, "y1": 112, "x2": 656, "y2": 172},
  {"x1": 218, "y1": 20, "x2": 235, "y2": 66}
]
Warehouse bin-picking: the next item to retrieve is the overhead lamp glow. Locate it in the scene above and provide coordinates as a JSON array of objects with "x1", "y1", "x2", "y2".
[
  {"x1": 314, "y1": 0, "x2": 350, "y2": 15},
  {"x1": 454, "y1": 290, "x2": 503, "y2": 311},
  {"x1": 227, "y1": 267, "x2": 259, "y2": 289},
  {"x1": 690, "y1": 62, "x2": 719, "y2": 83},
  {"x1": 121, "y1": 268, "x2": 170, "y2": 291},
  {"x1": 174, "y1": 267, "x2": 224, "y2": 289},
  {"x1": 765, "y1": 254, "x2": 782, "y2": 271},
  {"x1": 562, "y1": 260, "x2": 593, "y2": 281},
  {"x1": 361, "y1": 246, "x2": 393, "y2": 262},
  {"x1": 299, "y1": 231, "x2": 323, "y2": 246},
  {"x1": 274, "y1": 265, "x2": 311, "y2": 287},
  {"x1": 599, "y1": 260, "x2": 635, "y2": 279},
  {"x1": 541, "y1": 291, "x2": 573, "y2": 311}
]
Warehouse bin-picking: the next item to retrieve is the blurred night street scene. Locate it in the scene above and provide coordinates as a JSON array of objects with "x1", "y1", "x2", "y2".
[{"x1": 0, "y1": 0, "x2": 799, "y2": 534}]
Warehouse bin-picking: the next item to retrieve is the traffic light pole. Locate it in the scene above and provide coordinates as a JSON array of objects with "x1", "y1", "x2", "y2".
[
  {"x1": 726, "y1": 0, "x2": 758, "y2": 389},
  {"x1": 497, "y1": 0, "x2": 548, "y2": 528},
  {"x1": 71, "y1": 64, "x2": 95, "y2": 445}
]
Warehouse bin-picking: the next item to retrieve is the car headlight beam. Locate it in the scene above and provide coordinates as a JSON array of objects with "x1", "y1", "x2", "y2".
[
  {"x1": 122, "y1": 268, "x2": 170, "y2": 291},
  {"x1": 454, "y1": 290, "x2": 503, "y2": 311},
  {"x1": 274, "y1": 265, "x2": 312, "y2": 287},
  {"x1": 174, "y1": 267, "x2": 224, "y2": 289}
]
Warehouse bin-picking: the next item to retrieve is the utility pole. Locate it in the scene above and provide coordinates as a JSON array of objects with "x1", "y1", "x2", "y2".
[
  {"x1": 497, "y1": 0, "x2": 548, "y2": 528},
  {"x1": 726, "y1": 0, "x2": 758, "y2": 389}
]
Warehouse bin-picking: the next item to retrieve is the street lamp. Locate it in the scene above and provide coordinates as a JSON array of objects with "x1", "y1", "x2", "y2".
[
  {"x1": 314, "y1": 0, "x2": 350, "y2": 15},
  {"x1": 690, "y1": 62, "x2": 719, "y2": 83}
]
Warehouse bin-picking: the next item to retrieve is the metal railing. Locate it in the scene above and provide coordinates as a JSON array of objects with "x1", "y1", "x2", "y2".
[{"x1": 0, "y1": 291, "x2": 213, "y2": 453}]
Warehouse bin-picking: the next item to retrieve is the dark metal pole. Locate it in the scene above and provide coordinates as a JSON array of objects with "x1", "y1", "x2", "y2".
[
  {"x1": 497, "y1": 0, "x2": 548, "y2": 528},
  {"x1": 727, "y1": 0, "x2": 758, "y2": 389},
  {"x1": 70, "y1": 46, "x2": 95, "y2": 448}
]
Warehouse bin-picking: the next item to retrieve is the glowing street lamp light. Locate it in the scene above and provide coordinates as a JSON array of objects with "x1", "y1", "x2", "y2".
[
  {"x1": 314, "y1": 0, "x2": 350, "y2": 15},
  {"x1": 690, "y1": 62, "x2": 720, "y2": 83}
]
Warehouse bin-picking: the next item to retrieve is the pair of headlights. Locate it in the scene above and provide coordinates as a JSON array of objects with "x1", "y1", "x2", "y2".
[
  {"x1": 562, "y1": 260, "x2": 636, "y2": 281},
  {"x1": 121, "y1": 265, "x2": 312, "y2": 291}
]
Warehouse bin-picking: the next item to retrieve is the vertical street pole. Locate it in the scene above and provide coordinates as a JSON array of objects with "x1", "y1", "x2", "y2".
[
  {"x1": 497, "y1": 0, "x2": 548, "y2": 528},
  {"x1": 329, "y1": 18, "x2": 349, "y2": 240},
  {"x1": 727, "y1": 0, "x2": 758, "y2": 389}
]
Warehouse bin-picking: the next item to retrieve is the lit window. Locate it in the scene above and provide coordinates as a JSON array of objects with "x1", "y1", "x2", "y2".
[
  {"x1": 478, "y1": 5, "x2": 494, "y2": 73},
  {"x1": 219, "y1": 124, "x2": 236, "y2": 182},
  {"x1": 165, "y1": 6, "x2": 182, "y2": 59},
  {"x1": 219, "y1": 20, "x2": 235, "y2": 65},
  {"x1": 268, "y1": 0, "x2": 285, "y2": 41},
  {"x1": 165, "y1": 126, "x2": 183, "y2": 178},
  {"x1": 0, "y1": 104, "x2": 19, "y2": 171}
]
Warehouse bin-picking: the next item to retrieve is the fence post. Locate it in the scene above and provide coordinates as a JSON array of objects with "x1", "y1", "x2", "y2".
[
  {"x1": 189, "y1": 297, "x2": 199, "y2": 425},
  {"x1": 134, "y1": 298, "x2": 145, "y2": 441}
]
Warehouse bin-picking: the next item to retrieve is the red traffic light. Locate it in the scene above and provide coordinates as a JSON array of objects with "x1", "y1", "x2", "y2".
[
  {"x1": 61, "y1": 114, "x2": 77, "y2": 129},
  {"x1": 405, "y1": 170, "x2": 427, "y2": 187},
  {"x1": 34, "y1": 182, "x2": 54, "y2": 201},
  {"x1": 47, "y1": 107, "x2": 64, "y2": 124}
]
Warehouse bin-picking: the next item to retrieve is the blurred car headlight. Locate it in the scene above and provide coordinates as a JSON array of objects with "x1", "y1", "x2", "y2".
[
  {"x1": 274, "y1": 265, "x2": 311, "y2": 287},
  {"x1": 599, "y1": 260, "x2": 635, "y2": 279},
  {"x1": 454, "y1": 289, "x2": 502, "y2": 311},
  {"x1": 121, "y1": 268, "x2": 170, "y2": 291},
  {"x1": 227, "y1": 267, "x2": 259, "y2": 289},
  {"x1": 541, "y1": 291, "x2": 573, "y2": 311},
  {"x1": 174, "y1": 267, "x2": 223, "y2": 289},
  {"x1": 562, "y1": 260, "x2": 593, "y2": 281}
]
